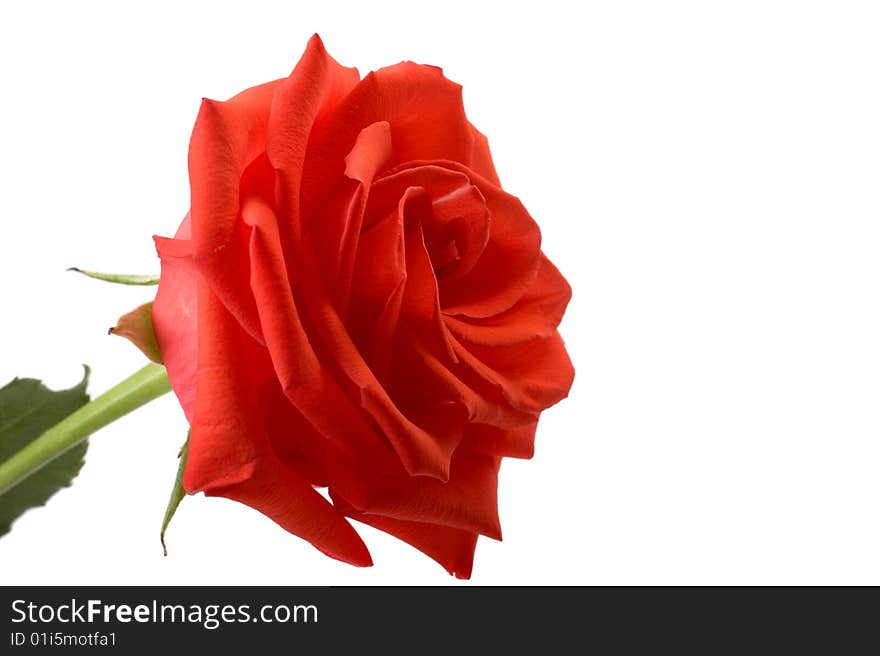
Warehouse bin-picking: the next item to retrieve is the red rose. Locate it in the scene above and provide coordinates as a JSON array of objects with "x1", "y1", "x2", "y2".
[{"x1": 152, "y1": 35, "x2": 573, "y2": 578}]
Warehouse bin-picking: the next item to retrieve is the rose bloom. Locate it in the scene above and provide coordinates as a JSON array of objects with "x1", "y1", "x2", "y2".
[{"x1": 152, "y1": 35, "x2": 573, "y2": 578}]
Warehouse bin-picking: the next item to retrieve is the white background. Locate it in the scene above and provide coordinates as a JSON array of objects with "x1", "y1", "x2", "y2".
[{"x1": 1, "y1": 1, "x2": 878, "y2": 585}]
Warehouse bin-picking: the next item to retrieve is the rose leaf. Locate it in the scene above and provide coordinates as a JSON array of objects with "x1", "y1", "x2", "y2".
[{"x1": 0, "y1": 368, "x2": 91, "y2": 537}]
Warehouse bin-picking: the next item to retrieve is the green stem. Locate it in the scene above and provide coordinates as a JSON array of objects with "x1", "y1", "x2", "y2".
[{"x1": 0, "y1": 363, "x2": 172, "y2": 496}]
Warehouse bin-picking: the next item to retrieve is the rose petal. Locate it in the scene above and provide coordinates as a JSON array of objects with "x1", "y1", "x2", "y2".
[
  {"x1": 268, "y1": 34, "x2": 359, "y2": 264},
  {"x1": 469, "y1": 124, "x2": 501, "y2": 186},
  {"x1": 279, "y1": 120, "x2": 394, "y2": 323},
  {"x1": 241, "y1": 195, "x2": 385, "y2": 459},
  {"x1": 152, "y1": 230, "x2": 197, "y2": 422},
  {"x1": 207, "y1": 456, "x2": 373, "y2": 568},
  {"x1": 399, "y1": 188, "x2": 457, "y2": 364},
  {"x1": 348, "y1": 184, "x2": 463, "y2": 384},
  {"x1": 349, "y1": 203, "x2": 406, "y2": 383},
  {"x1": 369, "y1": 449, "x2": 503, "y2": 539},
  {"x1": 183, "y1": 277, "x2": 272, "y2": 492},
  {"x1": 391, "y1": 324, "x2": 537, "y2": 430},
  {"x1": 333, "y1": 121, "x2": 394, "y2": 314},
  {"x1": 298, "y1": 263, "x2": 462, "y2": 481},
  {"x1": 453, "y1": 332, "x2": 575, "y2": 413},
  {"x1": 333, "y1": 445, "x2": 503, "y2": 540},
  {"x1": 259, "y1": 375, "x2": 375, "y2": 510},
  {"x1": 428, "y1": 179, "x2": 491, "y2": 281},
  {"x1": 242, "y1": 193, "x2": 458, "y2": 481},
  {"x1": 332, "y1": 493, "x2": 478, "y2": 579},
  {"x1": 445, "y1": 253, "x2": 572, "y2": 346},
  {"x1": 188, "y1": 80, "x2": 282, "y2": 344},
  {"x1": 183, "y1": 274, "x2": 371, "y2": 567},
  {"x1": 366, "y1": 164, "x2": 490, "y2": 282},
  {"x1": 301, "y1": 61, "x2": 475, "y2": 209},
  {"x1": 462, "y1": 421, "x2": 539, "y2": 460},
  {"x1": 385, "y1": 161, "x2": 541, "y2": 318}
]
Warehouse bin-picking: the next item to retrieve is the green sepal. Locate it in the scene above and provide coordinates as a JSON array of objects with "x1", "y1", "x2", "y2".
[
  {"x1": 110, "y1": 302, "x2": 163, "y2": 364},
  {"x1": 160, "y1": 433, "x2": 189, "y2": 556},
  {"x1": 68, "y1": 267, "x2": 159, "y2": 285}
]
